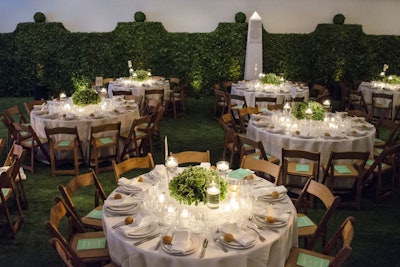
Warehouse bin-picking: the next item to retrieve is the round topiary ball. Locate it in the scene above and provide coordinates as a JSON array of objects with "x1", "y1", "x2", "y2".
[
  {"x1": 134, "y1": 11, "x2": 146, "y2": 22},
  {"x1": 34, "y1": 12, "x2": 46, "y2": 23},
  {"x1": 333, "y1": 14, "x2": 345, "y2": 25},
  {"x1": 235, "y1": 12, "x2": 246, "y2": 23}
]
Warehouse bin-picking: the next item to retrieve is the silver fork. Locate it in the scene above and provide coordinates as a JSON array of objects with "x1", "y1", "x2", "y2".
[
  {"x1": 112, "y1": 220, "x2": 125, "y2": 229},
  {"x1": 247, "y1": 226, "x2": 266, "y2": 242}
]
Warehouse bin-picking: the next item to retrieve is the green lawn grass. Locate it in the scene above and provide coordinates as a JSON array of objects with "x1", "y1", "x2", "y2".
[{"x1": 0, "y1": 96, "x2": 399, "y2": 267}]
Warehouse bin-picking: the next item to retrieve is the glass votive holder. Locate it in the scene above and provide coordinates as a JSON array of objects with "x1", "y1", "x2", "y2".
[
  {"x1": 216, "y1": 161, "x2": 229, "y2": 178},
  {"x1": 207, "y1": 177, "x2": 220, "y2": 209}
]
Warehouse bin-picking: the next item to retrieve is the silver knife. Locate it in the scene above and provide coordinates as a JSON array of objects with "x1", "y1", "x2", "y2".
[
  {"x1": 199, "y1": 238, "x2": 208, "y2": 258},
  {"x1": 133, "y1": 233, "x2": 161, "y2": 246}
]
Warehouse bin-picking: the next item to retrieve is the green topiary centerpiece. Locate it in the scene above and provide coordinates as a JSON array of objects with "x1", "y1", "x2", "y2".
[
  {"x1": 132, "y1": 69, "x2": 150, "y2": 82},
  {"x1": 169, "y1": 166, "x2": 228, "y2": 206},
  {"x1": 260, "y1": 73, "x2": 281, "y2": 85},
  {"x1": 291, "y1": 101, "x2": 325, "y2": 121},
  {"x1": 71, "y1": 75, "x2": 101, "y2": 107},
  {"x1": 383, "y1": 75, "x2": 400, "y2": 84}
]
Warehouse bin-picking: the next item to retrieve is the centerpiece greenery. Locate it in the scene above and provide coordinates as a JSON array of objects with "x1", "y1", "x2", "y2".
[
  {"x1": 169, "y1": 166, "x2": 228, "y2": 205},
  {"x1": 383, "y1": 75, "x2": 400, "y2": 84},
  {"x1": 291, "y1": 101, "x2": 325, "y2": 121},
  {"x1": 260, "y1": 73, "x2": 281, "y2": 84},
  {"x1": 71, "y1": 75, "x2": 101, "y2": 106},
  {"x1": 132, "y1": 69, "x2": 150, "y2": 82}
]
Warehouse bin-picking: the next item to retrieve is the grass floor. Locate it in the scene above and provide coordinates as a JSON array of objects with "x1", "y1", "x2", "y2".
[{"x1": 0, "y1": 96, "x2": 399, "y2": 267}]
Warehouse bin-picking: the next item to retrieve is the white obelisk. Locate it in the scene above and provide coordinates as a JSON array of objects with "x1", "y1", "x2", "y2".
[{"x1": 244, "y1": 11, "x2": 263, "y2": 81}]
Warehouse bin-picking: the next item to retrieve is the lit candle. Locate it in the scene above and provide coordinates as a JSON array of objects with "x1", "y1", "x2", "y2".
[
  {"x1": 128, "y1": 60, "x2": 132, "y2": 68},
  {"x1": 284, "y1": 102, "x2": 290, "y2": 110},
  {"x1": 207, "y1": 181, "x2": 220, "y2": 209},
  {"x1": 181, "y1": 208, "x2": 189, "y2": 219},
  {"x1": 158, "y1": 193, "x2": 165, "y2": 204},
  {"x1": 59, "y1": 92, "x2": 66, "y2": 99},
  {"x1": 388, "y1": 75, "x2": 393, "y2": 81},
  {"x1": 216, "y1": 161, "x2": 229, "y2": 172},
  {"x1": 323, "y1": 100, "x2": 330, "y2": 107},
  {"x1": 305, "y1": 108, "x2": 312, "y2": 115},
  {"x1": 165, "y1": 156, "x2": 178, "y2": 168}
]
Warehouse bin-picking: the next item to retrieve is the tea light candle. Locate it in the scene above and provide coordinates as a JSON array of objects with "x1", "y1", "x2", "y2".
[
  {"x1": 59, "y1": 92, "x2": 66, "y2": 99},
  {"x1": 207, "y1": 182, "x2": 220, "y2": 209},
  {"x1": 284, "y1": 102, "x2": 290, "y2": 110},
  {"x1": 165, "y1": 156, "x2": 178, "y2": 168},
  {"x1": 323, "y1": 100, "x2": 330, "y2": 107},
  {"x1": 216, "y1": 161, "x2": 229, "y2": 172},
  {"x1": 158, "y1": 193, "x2": 165, "y2": 204},
  {"x1": 100, "y1": 88, "x2": 107, "y2": 94}
]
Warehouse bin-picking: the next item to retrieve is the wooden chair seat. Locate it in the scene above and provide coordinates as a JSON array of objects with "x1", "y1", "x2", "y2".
[
  {"x1": 170, "y1": 150, "x2": 210, "y2": 166},
  {"x1": 112, "y1": 153, "x2": 155, "y2": 184}
]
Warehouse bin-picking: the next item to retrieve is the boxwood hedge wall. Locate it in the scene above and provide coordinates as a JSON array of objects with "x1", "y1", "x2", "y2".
[{"x1": 0, "y1": 20, "x2": 399, "y2": 98}]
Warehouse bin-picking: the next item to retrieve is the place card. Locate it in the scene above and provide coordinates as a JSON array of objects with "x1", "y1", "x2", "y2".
[
  {"x1": 297, "y1": 216, "x2": 314, "y2": 228},
  {"x1": 295, "y1": 164, "x2": 309, "y2": 172},
  {"x1": 58, "y1": 140, "x2": 72, "y2": 147},
  {"x1": 100, "y1": 137, "x2": 113, "y2": 144},
  {"x1": 86, "y1": 209, "x2": 102, "y2": 219},
  {"x1": 76, "y1": 238, "x2": 106, "y2": 250},
  {"x1": 296, "y1": 252, "x2": 329, "y2": 267},
  {"x1": 1, "y1": 188, "x2": 10, "y2": 196},
  {"x1": 228, "y1": 168, "x2": 253, "y2": 179},
  {"x1": 334, "y1": 165, "x2": 351, "y2": 174}
]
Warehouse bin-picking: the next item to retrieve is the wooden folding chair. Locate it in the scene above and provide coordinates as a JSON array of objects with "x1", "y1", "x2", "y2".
[
  {"x1": 238, "y1": 107, "x2": 259, "y2": 133},
  {"x1": 236, "y1": 135, "x2": 279, "y2": 164},
  {"x1": 12, "y1": 122, "x2": 50, "y2": 173},
  {"x1": 0, "y1": 156, "x2": 25, "y2": 238},
  {"x1": 3, "y1": 142, "x2": 29, "y2": 209},
  {"x1": 45, "y1": 197, "x2": 110, "y2": 265},
  {"x1": 23, "y1": 99, "x2": 45, "y2": 116},
  {"x1": 321, "y1": 151, "x2": 369, "y2": 209},
  {"x1": 170, "y1": 150, "x2": 210, "y2": 166},
  {"x1": 4, "y1": 105, "x2": 29, "y2": 124},
  {"x1": 88, "y1": 122, "x2": 121, "y2": 174},
  {"x1": 281, "y1": 148, "x2": 321, "y2": 201},
  {"x1": 255, "y1": 96, "x2": 278, "y2": 112},
  {"x1": 112, "y1": 153, "x2": 155, "y2": 184},
  {"x1": 295, "y1": 177, "x2": 341, "y2": 250},
  {"x1": 45, "y1": 126, "x2": 85, "y2": 176},
  {"x1": 166, "y1": 84, "x2": 187, "y2": 118},
  {"x1": 120, "y1": 115, "x2": 152, "y2": 161},
  {"x1": 213, "y1": 86, "x2": 231, "y2": 118},
  {"x1": 285, "y1": 216, "x2": 355, "y2": 267},
  {"x1": 58, "y1": 169, "x2": 107, "y2": 231},
  {"x1": 240, "y1": 155, "x2": 281, "y2": 185},
  {"x1": 361, "y1": 144, "x2": 400, "y2": 203},
  {"x1": 371, "y1": 92, "x2": 393, "y2": 122}
]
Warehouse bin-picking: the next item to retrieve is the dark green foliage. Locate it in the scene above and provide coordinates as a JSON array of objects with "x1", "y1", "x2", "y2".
[
  {"x1": 134, "y1": 11, "x2": 146, "y2": 22},
  {"x1": 333, "y1": 13, "x2": 345, "y2": 25},
  {"x1": 33, "y1": 12, "x2": 46, "y2": 23},
  {"x1": 235, "y1": 12, "x2": 246, "y2": 23},
  {"x1": 1, "y1": 19, "x2": 400, "y2": 98}
]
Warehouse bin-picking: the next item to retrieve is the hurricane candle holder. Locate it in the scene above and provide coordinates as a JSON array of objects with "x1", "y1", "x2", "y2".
[
  {"x1": 207, "y1": 175, "x2": 220, "y2": 209},
  {"x1": 216, "y1": 161, "x2": 229, "y2": 178}
]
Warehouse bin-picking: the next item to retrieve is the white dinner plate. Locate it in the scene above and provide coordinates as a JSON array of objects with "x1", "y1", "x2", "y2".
[
  {"x1": 264, "y1": 126, "x2": 284, "y2": 134},
  {"x1": 253, "y1": 214, "x2": 287, "y2": 228},
  {"x1": 123, "y1": 223, "x2": 158, "y2": 238},
  {"x1": 161, "y1": 233, "x2": 200, "y2": 255},
  {"x1": 293, "y1": 133, "x2": 317, "y2": 139},
  {"x1": 258, "y1": 193, "x2": 286, "y2": 202}
]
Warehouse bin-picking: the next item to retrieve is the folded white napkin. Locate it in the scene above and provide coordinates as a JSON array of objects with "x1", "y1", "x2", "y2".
[
  {"x1": 119, "y1": 214, "x2": 155, "y2": 236},
  {"x1": 252, "y1": 185, "x2": 287, "y2": 198},
  {"x1": 171, "y1": 230, "x2": 191, "y2": 253},
  {"x1": 104, "y1": 194, "x2": 137, "y2": 207},
  {"x1": 219, "y1": 222, "x2": 254, "y2": 246},
  {"x1": 256, "y1": 204, "x2": 290, "y2": 223},
  {"x1": 118, "y1": 177, "x2": 151, "y2": 191}
]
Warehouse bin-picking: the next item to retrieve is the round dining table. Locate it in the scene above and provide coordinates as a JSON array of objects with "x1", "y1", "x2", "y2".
[
  {"x1": 30, "y1": 96, "x2": 140, "y2": 160},
  {"x1": 102, "y1": 166, "x2": 298, "y2": 267},
  {"x1": 358, "y1": 81, "x2": 400, "y2": 118},
  {"x1": 231, "y1": 81, "x2": 309, "y2": 108},
  {"x1": 108, "y1": 77, "x2": 170, "y2": 102},
  {"x1": 247, "y1": 112, "x2": 375, "y2": 168}
]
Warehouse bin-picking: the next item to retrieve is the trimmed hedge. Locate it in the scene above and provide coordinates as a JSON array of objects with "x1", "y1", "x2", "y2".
[{"x1": 0, "y1": 19, "x2": 400, "y2": 97}]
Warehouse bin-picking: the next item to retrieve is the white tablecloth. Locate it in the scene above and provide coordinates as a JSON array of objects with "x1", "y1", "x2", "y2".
[
  {"x1": 108, "y1": 77, "x2": 170, "y2": 103},
  {"x1": 247, "y1": 114, "x2": 375, "y2": 168},
  {"x1": 231, "y1": 82, "x2": 309, "y2": 108},
  {"x1": 30, "y1": 97, "x2": 140, "y2": 159},
  {"x1": 103, "y1": 171, "x2": 297, "y2": 267},
  {"x1": 358, "y1": 81, "x2": 400, "y2": 118}
]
